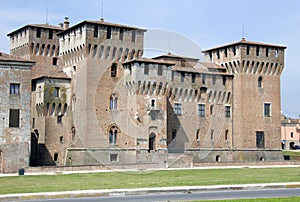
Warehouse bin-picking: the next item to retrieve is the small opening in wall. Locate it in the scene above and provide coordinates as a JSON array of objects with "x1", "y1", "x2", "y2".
[
  {"x1": 110, "y1": 154, "x2": 118, "y2": 162},
  {"x1": 260, "y1": 157, "x2": 265, "y2": 161},
  {"x1": 54, "y1": 153, "x2": 58, "y2": 161},
  {"x1": 52, "y1": 57, "x2": 58, "y2": 65},
  {"x1": 151, "y1": 99, "x2": 156, "y2": 107},
  {"x1": 59, "y1": 136, "x2": 63, "y2": 142},
  {"x1": 216, "y1": 155, "x2": 220, "y2": 162}
]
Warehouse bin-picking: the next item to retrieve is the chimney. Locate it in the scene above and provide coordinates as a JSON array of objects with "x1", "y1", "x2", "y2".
[{"x1": 63, "y1": 17, "x2": 69, "y2": 29}]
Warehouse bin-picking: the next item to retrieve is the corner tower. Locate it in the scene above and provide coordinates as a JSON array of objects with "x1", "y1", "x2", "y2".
[{"x1": 203, "y1": 38, "x2": 286, "y2": 161}]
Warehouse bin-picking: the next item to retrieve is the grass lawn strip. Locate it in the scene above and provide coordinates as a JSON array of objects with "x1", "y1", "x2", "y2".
[{"x1": 0, "y1": 167, "x2": 299, "y2": 195}]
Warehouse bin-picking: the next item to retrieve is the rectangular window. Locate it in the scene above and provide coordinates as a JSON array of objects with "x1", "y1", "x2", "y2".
[
  {"x1": 110, "y1": 154, "x2": 118, "y2": 162},
  {"x1": 54, "y1": 87, "x2": 60, "y2": 97},
  {"x1": 224, "y1": 48, "x2": 227, "y2": 57},
  {"x1": 144, "y1": 64, "x2": 149, "y2": 74},
  {"x1": 119, "y1": 28, "x2": 124, "y2": 41},
  {"x1": 202, "y1": 74, "x2": 206, "y2": 84},
  {"x1": 223, "y1": 76, "x2": 226, "y2": 86},
  {"x1": 52, "y1": 57, "x2": 58, "y2": 65},
  {"x1": 211, "y1": 129, "x2": 214, "y2": 140},
  {"x1": 174, "y1": 103, "x2": 182, "y2": 115},
  {"x1": 9, "y1": 109, "x2": 20, "y2": 128},
  {"x1": 291, "y1": 132, "x2": 294, "y2": 138},
  {"x1": 131, "y1": 30, "x2": 136, "y2": 42},
  {"x1": 94, "y1": 25, "x2": 98, "y2": 37},
  {"x1": 172, "y1": 129, "x2": 177, "y2": 139},
  {"x1": 256, "y1": 46, "x2": 260, "y2": 56},
  {"x1": 233, "y1": 46, "x2": 236, "y2": 55},
  {"x1": 36, "y1": 27, "x2": 41, "y2": 38},
  {"x1": 107, "y1": 26, "x2": 111, "y2": 39},
  {"x1": 275, "y1": 48, "x2": 279, "y2": 58},
  {"x1": 225, "y1": 106, "x2": 231, "y2": 118},
  {"x1": 57, "y1": 115, "x2": 62, "y2": 124},
  {"x1": 264, "y1": 103, "x2": 271, "y2": 117},
  {"x1": 191, "y1": 74, "x2": 195, "y2": 83},
  {"x1": 212, "y1": 75, "x2": 216, "y2": 85},
  {"x1": 158, "y1": 65, "x2": 162, "y2": 76},
  {"x1": 181, "y1": 72, "x2": 185, "y2": 82},
  {"x1": 246, "y1": 45, "x2": 250, "y2": 55},
  {"x1": 217, "y1": 50, "x2": 220, "y2": 59},
  {"x1": 198, "y1": 104, "x2": 205, "y2": 117},
  {"x1": 266, "y1": 47, "x2": 269, "y2": 57},
  {"x1": 49, "y1": 29, "x2": 53, "y2": 39},
  {"x1": 256, "y1": 131, "x2": 265, "y2": 148},
  {"x1": 10, "y1": 83, "x2": 20, "y2": 94}
]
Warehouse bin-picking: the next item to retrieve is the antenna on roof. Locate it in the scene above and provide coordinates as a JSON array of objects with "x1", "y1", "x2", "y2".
[
  {"x1": 46, "y1": 0, "x2": 49, "y2": 24},
  {"x1": 168, "y1": 37, "x2": 171, "y2": 53},
  {"x1": 242, "y1": 24, "x2": 245, "y2": 40},
  {"x1": 100, "y1": 1, "x2": 104, "y2": 21}
]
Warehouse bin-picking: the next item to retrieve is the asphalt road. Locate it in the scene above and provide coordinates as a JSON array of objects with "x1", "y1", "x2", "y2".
[{"x1": 24, "y1": 188, "x2": 300, "y2": 202}]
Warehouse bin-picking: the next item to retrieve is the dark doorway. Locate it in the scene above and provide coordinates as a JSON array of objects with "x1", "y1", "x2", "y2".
[
  {"x1": 30, "y1": 132, "x2": 38, "y2": 166},
  {"x1": 148, "y1": 133, "x2": 156, "y2": 152},
  {"x1": 290, "y1": 142, "x2": 295, "y2": 150}
]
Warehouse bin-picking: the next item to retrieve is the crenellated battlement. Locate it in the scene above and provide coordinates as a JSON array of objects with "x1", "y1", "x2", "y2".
[{"x1": 125, "y1": 80, "x2": 231, "y2": 105}]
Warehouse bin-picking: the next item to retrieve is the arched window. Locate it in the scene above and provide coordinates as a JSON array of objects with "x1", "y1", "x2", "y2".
[
  {"x1": 258, "y1": 76, "x2": 263, "y2": 88},
  {"x1": 109, "y1": 126, "x2": 118, "y2": 144},
  {"x1": 111, "y1": 63, "x2": 117, "y2": 77},
  {"x1": 110, "y1": 93, "x2": 118, "y2": 110}
]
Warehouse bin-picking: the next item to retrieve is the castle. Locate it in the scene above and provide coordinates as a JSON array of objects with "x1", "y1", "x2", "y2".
[{"x1": 0, "y1": 17, "x2": 286, "y2": 172}]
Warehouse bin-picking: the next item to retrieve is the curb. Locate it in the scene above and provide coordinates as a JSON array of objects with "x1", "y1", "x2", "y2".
[{"x1": 1, "y1": 182, "x2": 300, "y2": 201}]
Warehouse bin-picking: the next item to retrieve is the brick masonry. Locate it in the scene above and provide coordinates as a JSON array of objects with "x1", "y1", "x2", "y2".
[{"x1": 1, "y1": 18, "x2": 287, "y2": 172}]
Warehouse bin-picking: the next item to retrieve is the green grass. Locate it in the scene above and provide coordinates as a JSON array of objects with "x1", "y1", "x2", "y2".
[
  {"x1": 194, "y1": 197, "x2": 300, "y2": 202},
  {"x1": 0, "y1": 167, "x2": 299, "y2": 195},
  {"x1": 283, "y1": 150, "x2": 300, "y2": 156}
]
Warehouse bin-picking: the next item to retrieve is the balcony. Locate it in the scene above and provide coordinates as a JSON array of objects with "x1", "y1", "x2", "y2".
[{"x1": 147, "y1": 105, "x2": 161, "y2": 112}]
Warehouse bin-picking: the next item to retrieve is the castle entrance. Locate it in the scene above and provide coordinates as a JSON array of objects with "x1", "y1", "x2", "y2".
[{"x1": 148, "y1": 133, "x2": 156, "y2": 152}]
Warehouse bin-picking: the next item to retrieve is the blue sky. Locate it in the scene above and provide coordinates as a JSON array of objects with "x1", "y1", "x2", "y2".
[{"x1": 0, "y1": 0, "x2": 299, "y2": 117}]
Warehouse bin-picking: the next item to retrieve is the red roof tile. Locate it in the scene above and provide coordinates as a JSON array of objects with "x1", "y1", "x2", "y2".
[
  {"x1": 0, "y1": 52, "x2": 35, "y2": 63},
  {"x1": 7, "y1": 24, "x2": 63, "y2": 36},
  {"x1": 31, "y1": 64, "x2": 70, "y2": 80},
  {"x1": 123, "y1": 57, "x2": 175, "y2": 65}
]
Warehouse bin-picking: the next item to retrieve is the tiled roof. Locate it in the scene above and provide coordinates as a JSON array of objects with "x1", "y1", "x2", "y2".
[
  {"x1": 202, "y1": 38, "x2": 287, "y2": 52},
  {"x1": 31, "y1": 64, "x2": 70, "y2": 80},
  {"x1": 152, "y1": 52, "x2": 199, "y2": 61},
  {"x1": 199, "y1": 62, "x2": 225, "y2": 69},
  {"x1": 7, "y1": 24, "x2": 63, "y2": 36},
  {"x1": 58, "y1": 19, "x2": 146, "y2": 35},
  {"x1": 123, "y1": 57, "x2": 175, "y2": 65},
  {"x1": 172, "y1": 62, "x2": 232, "y2": 76},
  {"x1": 0, "y1": 52, "x2": 35, "y2": 63},
  {"x1": 85, "y1": 20, "x2": 147, "y2": 31}
]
